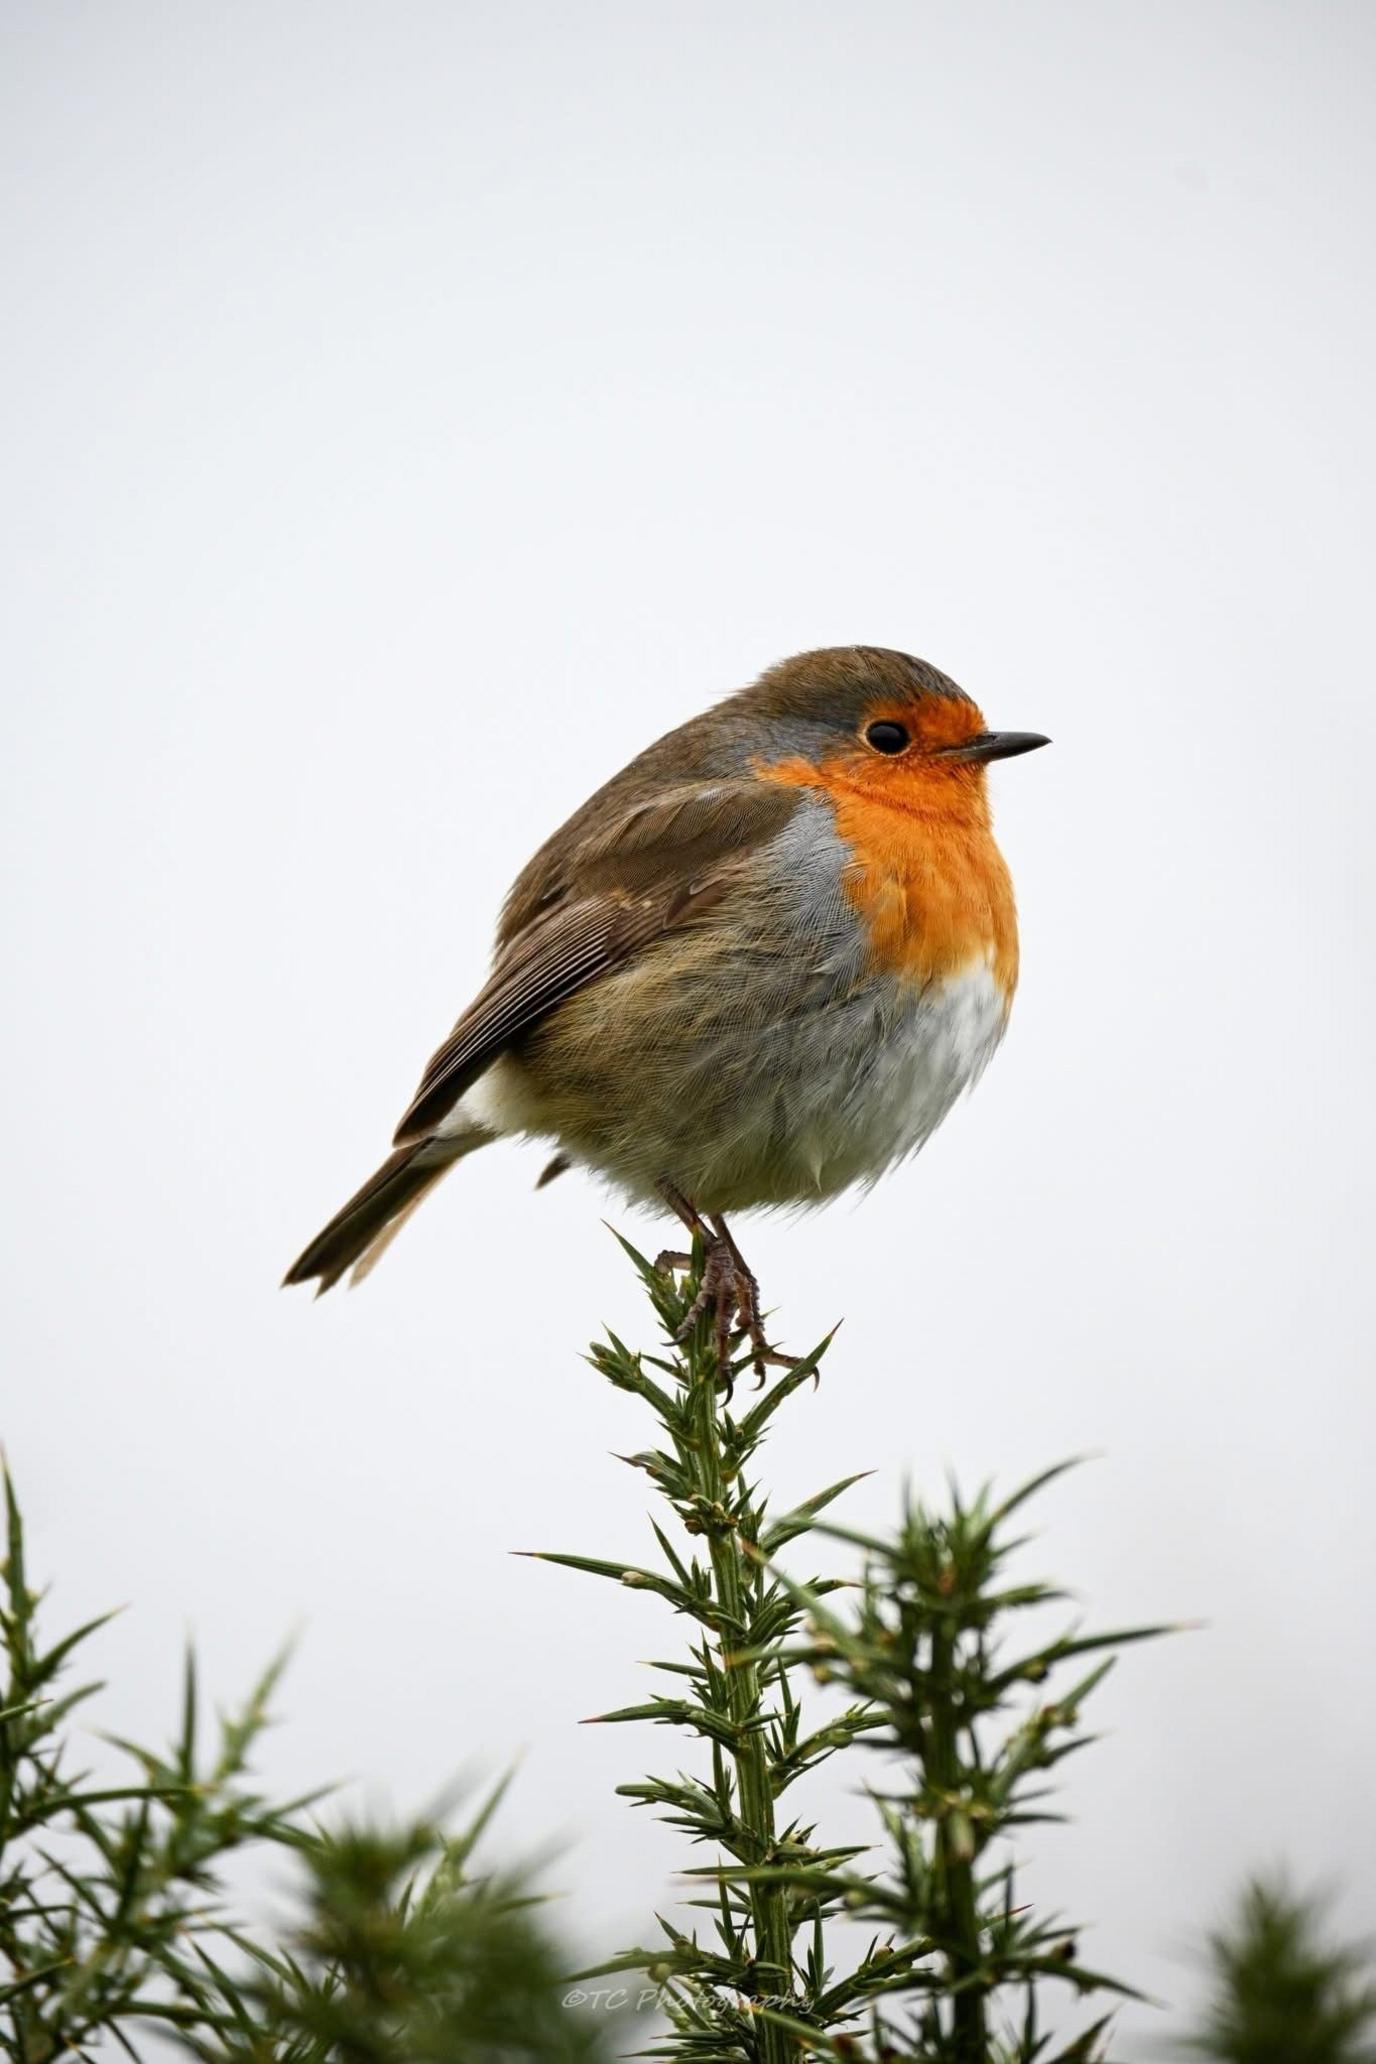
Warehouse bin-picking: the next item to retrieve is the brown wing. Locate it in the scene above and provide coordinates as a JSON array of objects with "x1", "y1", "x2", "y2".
[{"x1": 391, "y1": 778, "x2": 799, "y2": 1144}]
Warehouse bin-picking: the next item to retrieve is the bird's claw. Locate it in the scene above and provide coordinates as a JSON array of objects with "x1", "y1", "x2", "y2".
[
  {"x1": 672, "y1": 1234, "x2": 795, "y2": 1389},
  {"x1": 656, "y1": 1187, "x2": 796, "y2": 1390}
]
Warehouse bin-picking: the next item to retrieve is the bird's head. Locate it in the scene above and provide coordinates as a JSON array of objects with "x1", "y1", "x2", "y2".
[{"x1": 737, "y1": 646, "x2": 1048, "y2": 813}]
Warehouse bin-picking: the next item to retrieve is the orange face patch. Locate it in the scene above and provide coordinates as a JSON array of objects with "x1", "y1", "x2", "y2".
[
  {"x1": 883, "y1": 693, "x2": 988, "y2": 756},
  {"x1": 757, "y1": 706, "x2": 1019, "y2": 1000}
]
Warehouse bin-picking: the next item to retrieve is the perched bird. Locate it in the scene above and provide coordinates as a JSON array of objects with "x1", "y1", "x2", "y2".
[{"x1": 285, "y1": 646, "x2": 1047, "y2": 1361}]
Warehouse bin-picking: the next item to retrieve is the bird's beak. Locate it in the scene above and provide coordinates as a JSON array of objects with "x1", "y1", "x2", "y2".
[{"x1": 941, "y1": 730, "x2": 1051, "y2": 764}]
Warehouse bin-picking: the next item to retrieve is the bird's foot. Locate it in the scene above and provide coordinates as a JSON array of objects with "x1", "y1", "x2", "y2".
[{"x1": 657, "y1": 1193, "x2": 795, "y2": 1388}]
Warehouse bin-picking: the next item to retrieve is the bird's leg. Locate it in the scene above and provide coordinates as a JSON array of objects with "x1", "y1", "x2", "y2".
[
  {"x1": 659, "y1": 1184, "x2": 738, "y2": 1376},
  {"x1": 653, "y1": 1251, "x2": 696, "y2": 1277},
  {"x1": 679, "y1": 1237, "x2": 744, "y2": 1378},
  {"x1": 660, "y1": 1183, "x2": 707, "y2": 1239},
  {"x1": 710, "y1": 1213, "x2": 797, "y2": 1386},
  {"x1": 653, "y1": 1183, "x2": 706, "y2": 1279},
  {"x1": 656, "y1": 1185, "x2": 794, "y2": 1387}
]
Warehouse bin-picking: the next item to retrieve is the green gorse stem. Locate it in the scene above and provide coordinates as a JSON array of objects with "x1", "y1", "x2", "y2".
[
  {"x1": 526, "y1": 1234, "x2": 862, "y2": 2063},
  {"x1": 689, "y1": 1324, "x2": 794, "y2": 2059},
  {"x1": 536, "y1": 1232, "x2": 1168, "y2": 2064}
]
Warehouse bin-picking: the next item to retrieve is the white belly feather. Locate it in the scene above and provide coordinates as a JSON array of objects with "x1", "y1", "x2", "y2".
[
  {"x1": 756, "y1": 957, "x2": 1010, "y2": 1201},
  {"x1": 460, "y1": 955, "x2": 1010, "y2": 1211}
]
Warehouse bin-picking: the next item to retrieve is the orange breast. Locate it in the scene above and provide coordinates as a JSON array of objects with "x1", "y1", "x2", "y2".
[{"x1": 759, "y1": 755, "x2": 1020, "y2": 1001}]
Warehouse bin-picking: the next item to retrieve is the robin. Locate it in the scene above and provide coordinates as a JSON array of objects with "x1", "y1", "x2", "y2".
[{"x1": 285, "y1": 646, "x2": 1047, "y2": 1366}]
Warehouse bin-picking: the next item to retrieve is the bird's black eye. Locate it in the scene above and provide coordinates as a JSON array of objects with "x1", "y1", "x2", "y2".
[{"x1": 863, "y1": 720, "x2": 910, "y2": 755}]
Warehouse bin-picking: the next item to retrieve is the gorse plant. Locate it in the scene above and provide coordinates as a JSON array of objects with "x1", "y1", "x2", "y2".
[
  {"x1": 180, "y1": 1806, "x2": 605, "y2": 2064},
  {"x1": 4, "y1": 1233, "x2": 1177, "y2": 2062},
  {"x1": 1182, "y1": 1875, "x2": 1376, "y2": 2064},
  {"x1": 0, "y1": 1468, "x2": 296, "y2": 2060},
  {"x1": 0, "y1": 1469, "x2": 600, "y2": 2064},
  {"x1": 524, "y1": 1242, "x2": 865, "y2": 2064},
  {"x1": 530, "y1": 1235, "x2": 1167, "y2": 2064}
]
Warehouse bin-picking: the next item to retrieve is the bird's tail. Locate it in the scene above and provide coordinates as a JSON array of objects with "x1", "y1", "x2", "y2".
[{"x1": 283, "y1": 1126, "x2": 493, "y2": 1295}]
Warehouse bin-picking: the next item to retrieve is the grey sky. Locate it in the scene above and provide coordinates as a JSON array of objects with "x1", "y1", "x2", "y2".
[{"x1": 3, "y1": 1, "x2": 1374, "y2": 2044}]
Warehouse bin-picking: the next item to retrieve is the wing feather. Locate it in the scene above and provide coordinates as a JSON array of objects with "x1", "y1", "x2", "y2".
[{"x1": 392, "y1": 777, "x2": 799, "y2": 1144}]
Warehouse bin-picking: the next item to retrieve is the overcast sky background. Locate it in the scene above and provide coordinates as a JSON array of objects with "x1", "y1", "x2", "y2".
[{"x1": 4, "y1": 1, "x2": 1374, "y2": 2047}]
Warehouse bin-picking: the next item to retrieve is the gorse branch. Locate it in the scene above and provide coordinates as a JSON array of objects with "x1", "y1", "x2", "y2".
[
  {"x1": 4, "y1": 1231, "x2": 1175, "y2": 2063},
  {"x1": 529, "y1": 1235, "x2": 855, "y2": 2064},
  {"x1": 181, "y1": 1809, "x2": 603, "y2": 2064},
  {"x1": 1182, "y1": 1874, "x2": 1376, "y2": 2064},
  {"x1": 539, "y1": 1233, "x2": 1166, "y2": 2063},
  {"x1": 0, "y1": 1464, "x2": 601, "y2": 2064}
]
